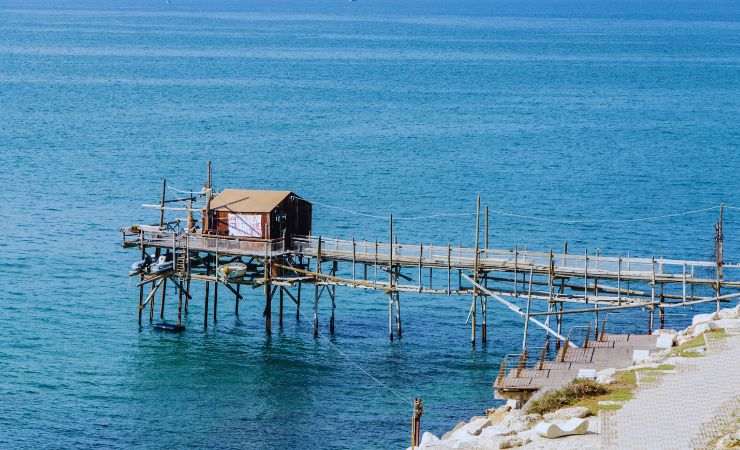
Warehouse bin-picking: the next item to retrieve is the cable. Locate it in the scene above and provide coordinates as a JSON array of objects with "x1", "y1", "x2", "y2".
[
  {"x1": 167, "y1": 185, "x2": 206, "y2": 195},
  {"x1": 323, "y1": 336, "x2": 414, "y2": 405},
  {"x1": 312, "y1": 199, "x2": 722, "y2": 225}
]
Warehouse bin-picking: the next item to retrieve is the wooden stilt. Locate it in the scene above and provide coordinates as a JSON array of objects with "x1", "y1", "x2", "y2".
[
  {"x1": 150, "y1": 281, "x2": 156, "y2": 323},
  {"x1": 313, "y1": 283, "x2": 320, "y2": 338},
  {"x1": 264, "y1": 256, "x2": 272, "y2": 334},
  {"x1": 280, "y1": 286, "x2": 284, "y2": 328},
  {"x1": 213, "y1": 280, "x2": 218, "y2": 323},
  {"x1": 177, "y1": 279, "x2": 183, "y2": 326},
  {"x1": 185, "y1": 276, "x2": 190, "y2": 315},
  {"x1": 235, "y1": 283, "x2": 240, "y2": 316},
  {"x1": 204, "y1": 280, "x2": 209, "y2": 330},
  {"x1": 296, "y1": 281, "x2": 301, "y2": 321}
]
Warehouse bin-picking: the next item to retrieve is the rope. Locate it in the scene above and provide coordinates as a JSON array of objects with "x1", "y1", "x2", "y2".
[
  {"x1": 322, "y1": 335, "x2": 415, "y2": 405},
  {"x1": 312, "y1": 200, "x2": 724, "y2": 225},
  {"x1": 291, "y1": 317, "x2": 414, "y2": 405},
  {"x1": 311, "y1": 200, "x2": 472, "y2": 221},
  {"x1": 486, "y1": 205, "x2": 721, "y2": 225},
  {"x1": 167, "y1": 184, "x2": 206, "y2": 195}
]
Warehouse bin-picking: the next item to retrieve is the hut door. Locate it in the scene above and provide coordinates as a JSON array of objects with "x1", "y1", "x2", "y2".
[{"x1": 276, "y1": 213, "x2": 287, "y2": 239}]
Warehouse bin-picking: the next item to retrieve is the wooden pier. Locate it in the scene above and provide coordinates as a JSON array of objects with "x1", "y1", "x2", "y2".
[{"x1": 121, "y1": 168, "x2": 740, "y2": 352}]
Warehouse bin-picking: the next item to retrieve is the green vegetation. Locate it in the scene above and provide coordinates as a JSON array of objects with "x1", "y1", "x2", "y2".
[
  {"x1": 670, "y1": 329, "x2": 727, "y2": 358},
  {"x1": 528, "y1": 364, "x2": 678, "y2": 416},
  {"x1": 527, "y1": 379, "x2": 608, "y2": 415}
]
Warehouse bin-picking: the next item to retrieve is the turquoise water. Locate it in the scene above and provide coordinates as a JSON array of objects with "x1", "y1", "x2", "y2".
[{"x1": 1, "y1": 1, "x2": 740, "y2": 448}]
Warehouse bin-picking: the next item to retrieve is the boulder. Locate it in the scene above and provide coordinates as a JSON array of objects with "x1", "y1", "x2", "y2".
[
  {"x1": 419, "y1": 432, "x2": 440, "y2": 447},
  {"x1": 534, "y1": 418, "x2": 589, "y2": 439},
  {"x1": 498, "y1": 436, "x2": 530, "y2": 449},
  {"x1": 501, "y1": 413, "x2": 542, "y2": 433},
  {"x1": 457, "y1": 416, "x2": 491, "y2": 437},
  {"x1": 692, "y1": 312, "x2": 718, "y2": 326},
  {"x1": 543, "y1": 406, "x2": 590, "y2": 422},
  {"x1": 442, "y1": 421, "x2": 467, "y2": 440},
  {"x1": 596, "y1": 367, "x2": 617, "y2": 384},
  {"x1": 655, "y1": 334, "x2": 675, "y2": 349},
  {"x1": 691, "y1": 321, "x2": 718, "y2": 338}
]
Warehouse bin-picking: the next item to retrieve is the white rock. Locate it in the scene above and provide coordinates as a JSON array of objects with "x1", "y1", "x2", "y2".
[
  {"x1": 441, "y1": 421, "x2": 466, "y2": 440},
  {"x1": 501, "y1": 413, "x2": 542, "y2": 433},
  {"x1": 718, "y1": 307, "x2": 738, "y2": 320},
  {"x1": 498, "y1": 435, "x2": 530, "y2": 449},
  {"x1": 534, "y1": 418, "x2": 589, "y2": 439},
  {"x1": 420, "y1": 432, "x2": 440, "y2": 447},
  {"x1": 692, "y1": 312, "x2": 718, "y2": 326},
  {"x1": 655, "y1": 328, "x2": 678, "y2": 336},
  {"x1": 655, "y1": 334, "x2": 675, "y2": 349},
  {"x1": 576, "y1": 368, "x2": 597, "y2": 380},
  {"x1": 632, "y1": 349, "x2": 651, "y2": 364},
  {"x1": 458, "y1": 416, "x2": 491, "y2": 437},
  {"x1": 543, "y1": 406, "x2": 590, "y2": 422},
  {"x1": 596, "y1": 367, "x2": 617, "y2": 384},
  {"x1": 691, "y1": 321, "x2": 718, "y2": 337}
]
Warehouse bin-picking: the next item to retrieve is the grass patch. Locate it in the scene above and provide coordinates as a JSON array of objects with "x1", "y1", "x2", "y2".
[
  {"x1": 670, "y1": 329, "x2": 726, "y2": 358},
  {"x1": 527, "y1": 379, "x2": 608, "y2": 415},
  {"x1": 529, "y1": 365, "x2": 679, "y2": 416}
]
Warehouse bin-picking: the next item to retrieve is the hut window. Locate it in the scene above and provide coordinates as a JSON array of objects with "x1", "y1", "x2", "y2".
[{"x1": 228, "y1": 213, "x2": 262, "y2": 237}]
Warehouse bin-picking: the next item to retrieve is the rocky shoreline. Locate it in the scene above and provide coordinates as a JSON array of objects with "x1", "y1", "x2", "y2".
[{"x1": 410, "y1": 304, "x2": 740, "y2": 450}]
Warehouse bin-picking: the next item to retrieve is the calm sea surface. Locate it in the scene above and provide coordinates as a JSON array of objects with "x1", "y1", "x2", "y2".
[{"x1": 1, "y1": 1, "x2": 739, "y2": 448}]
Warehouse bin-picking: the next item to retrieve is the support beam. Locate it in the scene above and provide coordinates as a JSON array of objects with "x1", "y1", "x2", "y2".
[{"x1": 462, "y1": 274, "x2": 576, "y2": 347}]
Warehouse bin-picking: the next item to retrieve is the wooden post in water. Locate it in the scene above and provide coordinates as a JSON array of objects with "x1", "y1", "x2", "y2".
[
  {"x1": 235, "y1": 283, "x2": 240, "y2": 316},
  {"x1": 264, "y1": 247, "x2": 272, "y2": 334},
  {"x1": 411, "y1": 398, "x2": 423, "y2": 449},
  {"x1": 177, "y1": 278, "x2": 183, "y2": 327},
  {"x1": 160, "y1": 277, "x2": 167, "y2": 320},
  {"x1": 313, "y1": 237, "x2": 322, "y2": 338},
  {"x1": 330, "y1": 261, "x2": 337, "y2": 335},
  {"x1": 213, "y1": 280, "x2": 218, "y2": 323},
  {"x1": 472, "y1": 195, "x2": 480, "y2": 346},
  {"x1": 715, "y1": 204, "x2": 724, "y2": 313},
  {"x1": 388, "y1": 214, "x2": 395, "y2": 341},
  {"x1": 138, "y1": 240, "x2": 145, "y2": 326},
  {"x1": 279, "y1": 286, "x2": 284, "y2": 328},
  {"x1": 296, "y1": 281, "x2": 302, "y2": 321},
  {"x1": 522, "y1": 268, "x2": 534, "y2": 351},
  {"x1": 204, "y1": 278, "x2": 210, "y2": 330}
]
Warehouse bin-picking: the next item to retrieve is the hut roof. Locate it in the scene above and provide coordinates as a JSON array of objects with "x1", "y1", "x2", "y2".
[{"x1": 209, "y1": 189, "x2": 294, "y2": 213}]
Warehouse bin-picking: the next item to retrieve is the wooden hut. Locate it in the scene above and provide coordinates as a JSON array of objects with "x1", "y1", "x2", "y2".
[{"x1": 204, "y1": 189, "x2": 312, "y2": 240}]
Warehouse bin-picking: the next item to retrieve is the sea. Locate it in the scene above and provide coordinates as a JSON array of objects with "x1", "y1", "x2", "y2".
[{"x1": 1, "y1": 1, "x2": 739, "y2": 448}]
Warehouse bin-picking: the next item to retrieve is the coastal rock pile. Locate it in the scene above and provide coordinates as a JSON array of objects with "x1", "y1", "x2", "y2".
[{"x1": 408, "y1": 305, "x2": 740, "y2": 450}]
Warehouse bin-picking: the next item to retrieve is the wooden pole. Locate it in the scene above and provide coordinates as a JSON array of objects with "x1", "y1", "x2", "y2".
[
  {"x1": 522, "y1": 268, "x2": 534, "y2": 351},
  {"x1": 447, "y1": 242, "x2": 452, "y2": 296},
  {"x1": 177, "y1": 279, "x2": 183, "y2": 326},
  {"x1": 264, "y1": 251, "x2": 272, "y2": 335},
  {"x1": 314, "y1": 237, "x2": 322, "y2": 337},
  {"x1": 159, "y1": 277, "x2": 167, "y2": 320},
  {"x1": 235, "y1": 283, "x2": 240, "y2": 316},
  {"x1": 389, "y1": 214, "x2": 394, "y2": 341},
  {"x1": 296, "y1": 281, "x2": 301, "y2": 321},
  {"x1": 411, "y1": 398, "x2": 423, "y2": 449},
  {"x1": 138, "y1": 241, "x2": 145, "y2": 326},
  {"x1": 472, "y1": 195, "x2": 480, "y2": 346},
  {"x1": 279, "y1": 286, "x2": 284, "y2": 328},
  {"x1": 715, "y1": 204, "x2": 724, "y2": 312},
  {"x1": 213, "y1": 280, "x2": 218, "y2": 323},
  {"x1": 330, "y1": 261, "x2": 337, "y2": 335},
  {"x1": 204, "y1": 279, "x2": 209, "y2": 330}
]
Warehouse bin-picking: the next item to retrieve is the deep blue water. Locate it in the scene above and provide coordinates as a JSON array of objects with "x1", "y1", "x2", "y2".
[{"x1": 1, "y1": 1, "x2": 740, "y2": 449}]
